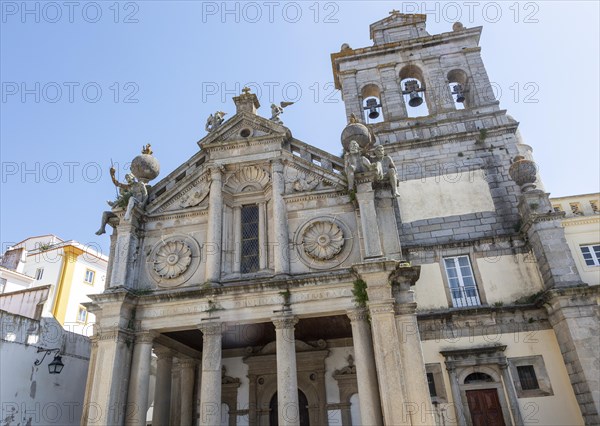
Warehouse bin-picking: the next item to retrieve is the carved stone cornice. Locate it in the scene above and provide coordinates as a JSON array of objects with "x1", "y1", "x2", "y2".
[
  {"x1": 179, "y1": 358, "x2": 199, "y2": 369},
  {"x1": 198, "y1": 321, "x2": 223, "y2": 336},
  {"x1": 394, "y1": 302, "x2": 417, "y2": 316},
  {"x1": 367, "y1": 300, "x2": 395, "y2": 316},
  {"x1": 272, "y1": 315, "x2": 298, "y2": 330},
  {"x1": 97, "y1": 327, "x2": 133, "y2": 343}
]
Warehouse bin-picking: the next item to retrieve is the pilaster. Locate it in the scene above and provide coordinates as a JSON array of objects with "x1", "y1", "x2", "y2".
[
  {"x1": 205, "y1": 165, "x2": 224, "y2": 285},
  {"x1": 125, "y1": 331, "x2": 155, "y2": 426},
  {"x1": 355, "y1": 180, "x2": 384, "y2": 259},
  {"x1": 271, "y1": 160, "x2": 290, "y2": 275}
]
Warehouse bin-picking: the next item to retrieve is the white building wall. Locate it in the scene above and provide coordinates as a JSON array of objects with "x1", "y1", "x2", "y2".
[{"x1": 0, "y1": 313, "x2": 91, "y2": 426}]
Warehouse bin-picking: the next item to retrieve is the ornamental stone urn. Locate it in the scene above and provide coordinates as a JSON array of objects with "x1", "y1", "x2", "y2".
[{"x1": 509, "y1": 155, "x2": 537, "y2": 192}]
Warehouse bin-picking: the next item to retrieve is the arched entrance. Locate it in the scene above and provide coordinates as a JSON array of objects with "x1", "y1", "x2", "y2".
[
  {"x1": 269, "y1": 390, "x2": 310, "y2": 426},
  {"x1": 464, "y1": 372, "x2": 506, "y2": 426}
]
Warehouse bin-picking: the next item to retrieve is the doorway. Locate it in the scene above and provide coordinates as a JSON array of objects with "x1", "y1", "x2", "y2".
[
  {"x1": 269, "y1": 390, "x2": 310, "y2": 426},
  {"x1": 466, "y1": 388, "x2": 506, "y2": 426}
]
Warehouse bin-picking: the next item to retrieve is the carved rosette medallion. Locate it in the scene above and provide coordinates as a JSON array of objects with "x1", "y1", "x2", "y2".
[
  {"x1": 303, "y1": 221, "x2": 344, "y2": 260},
  {"x1": 153, "y1": 241, "x2": 192, "y2": 279},
  {"x1": 294, "y1": 216, "x2": 353, "y2": 270},
  {"x1": 147, "y1": 235, "x2": 201, "y2": 288}
]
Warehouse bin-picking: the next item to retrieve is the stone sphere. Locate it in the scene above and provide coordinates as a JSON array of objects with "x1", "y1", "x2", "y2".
[
  {"x1": 131, "y1": 153, "x2": 160, "y2": 183},
  {"x1": 509, "y1": 156, "x2": 537, "y2": 189},
  {"x1": 341, "y1": 121, "x2": 372, "y2": 152}
]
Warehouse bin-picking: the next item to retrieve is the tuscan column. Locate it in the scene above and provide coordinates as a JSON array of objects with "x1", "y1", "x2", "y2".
[
  {"x1": 152, "y1": 346, "x2": 174, "y2": 426},
  {"x1": 353, "y1": 261, "x2": 409, "y2": 425},
  {"x1": 445, "y1": 366, "x2": 466, "y2": 426},
  {"x1": 346, "y1": 308, "x2": 383, "y2": 426},
  {"x1": 271, "y1": 160, "x2": 290, "y2": 275},
  {"x1": 392, "y1": 267, "x2": 435, "y2": 426},
  {"x1": 272, "y1": 314, "x2": 300, "y2": 426},
  {"x1": 199, "y1": 322, "x2": 223, "y2": 426},
  {"x1": 125, "y1": 331, "x2": 155, "y2": 426},
  {"x1": 179, "y1": 358, "x2": 197, "y2": 426},
  {"x1": 499, "y1": 362, "x2": 524, "y2": 426},
  {"x1": 206, "y1": 165, "x2": 224, "y2": 284},
  {"x1": 170, "y1": 361, "x2": 182, "y2": 426}
]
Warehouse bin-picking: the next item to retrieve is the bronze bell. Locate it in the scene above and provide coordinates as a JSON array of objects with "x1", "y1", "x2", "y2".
[
  {"x1": 452, "y1": 83, "x2": 466, "y2": 103},
  {"x1": 365, "y1": 98, "x2": 381, "y2": 119},
  {"x1": 408, "y1": 91, "x2": 424, "y2": 107}
]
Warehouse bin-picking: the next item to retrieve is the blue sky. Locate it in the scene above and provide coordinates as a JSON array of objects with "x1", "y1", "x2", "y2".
[{"x1": 1, "y1": 1, "x2": 599, "y2": 255}]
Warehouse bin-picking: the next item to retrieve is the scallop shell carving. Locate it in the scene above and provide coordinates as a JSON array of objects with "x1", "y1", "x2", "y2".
[
  {"x1": 225, "y1": 165, "x2": 270, "y2": 193},
  {"x1": 302, "y1": 221, "x2": 345, "y2": 260},
  {"x1": 152, "y1": 240, "x2": 192, "y2": 279}
]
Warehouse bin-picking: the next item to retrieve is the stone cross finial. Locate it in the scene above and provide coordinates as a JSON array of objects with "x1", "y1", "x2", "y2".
[
  {"x1": 242, "y1": 87, "x2": 251, "y2": 95},
  {"x1": 389, "y1": 9, "x2": 399, "y2": 15}
]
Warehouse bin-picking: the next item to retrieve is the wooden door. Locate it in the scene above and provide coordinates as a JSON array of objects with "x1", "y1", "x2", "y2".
[{"x1": 466, "y1": 389, "x2": 506, "y2": 426}]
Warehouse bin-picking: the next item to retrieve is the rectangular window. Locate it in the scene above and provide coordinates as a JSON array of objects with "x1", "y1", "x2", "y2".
[
  {"x1": 34, "y1": 268, "x2": 44, "y2": 280},
  {"x1": 517, "y1": 365, "x2": 540, "y2": 390},
  {"x1": 77, "y1": 306, "x2": 88, "y2": 323},
  {"x1": 241, "y1": 205, "x2": 260, "y2": 274},
  {"x1": 443, "y1": 255, "x2": 481, "y2": 307},
  {"x1": 84, "y1": 269, "x2": 95, "y2": 284},
  {"x1": 580, "y1": 245, "x2": 600, "y2": 266},
  {"x1": 426, "y1": 372, "x2": 437, "y2": 397}
]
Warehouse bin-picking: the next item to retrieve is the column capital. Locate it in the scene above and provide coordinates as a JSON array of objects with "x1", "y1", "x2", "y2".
[
  {"x1": 367, "y1": 300, "x2": 395, "y2": 316},
  {"x1": 272, "y1": 315, "x2": 298, "y2": 330},
  {"x1": 179, "y1": 357, "x2": 199, "y2": 369},
  {"x1": 153, "y1": 345, "x2": 175, "y2": 359},
  {"x1": 199, "y1": 321, "x2": 222, "y2": 335},
  {"x1": 347, "y1": 307, "x2": 369, "y2": 322},
  {"x1": 208, "y1": 164, "x2": 224, "y2": 180},
  {"x1": 271, "y1": 159, "x2": 284, "y2": 173},
  {"x1": 134, "y1": 330, "x2": 157, "y2": 344}
]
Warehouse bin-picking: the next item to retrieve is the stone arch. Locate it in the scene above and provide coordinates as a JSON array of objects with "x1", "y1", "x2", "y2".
[
  {"x1": 399, "y1": 64, "x2": 430, "y2": 117},
  {"x1": 457, "y1": 365, "x2": 501, "y2": 384},
  {"x1": 360, "y1": 83, "x2": 384, "y2": 123},
  {"x1": 447, "y1": 68, "x2": 472, "y2": 108}
]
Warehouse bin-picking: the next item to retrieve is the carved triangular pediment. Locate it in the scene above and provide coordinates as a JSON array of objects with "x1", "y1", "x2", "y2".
[
  {"x1": 146, "y1": 165, "x2": 211, "y2": 215},
  {"x1": 198, "y1": 112, "x2": 291, "y2": 148}
]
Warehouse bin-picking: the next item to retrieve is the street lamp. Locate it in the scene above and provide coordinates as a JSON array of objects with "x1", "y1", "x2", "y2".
[{"x1": 34, "y1": 348, "x2": 64, "y2": 374}]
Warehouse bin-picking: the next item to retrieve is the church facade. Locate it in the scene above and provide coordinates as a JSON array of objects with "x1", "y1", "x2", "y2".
[{"x1": 83, "y1": 13, "x2": 599, "y2": 426}]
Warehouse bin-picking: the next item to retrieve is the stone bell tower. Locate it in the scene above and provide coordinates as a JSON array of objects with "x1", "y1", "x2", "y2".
[{"x1": 332, "y1": 12, "x2": 497, "y2": 125}]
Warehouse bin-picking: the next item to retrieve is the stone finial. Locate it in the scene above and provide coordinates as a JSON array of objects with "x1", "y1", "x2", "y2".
[
  {"x1": 233, "y1": 87, "x2": 260, "y2": 115},
  {"x1": 509, "y1": 155, "x2": 538, "y2": 192}
]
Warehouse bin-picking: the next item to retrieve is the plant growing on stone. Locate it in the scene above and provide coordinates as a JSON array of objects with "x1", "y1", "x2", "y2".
[{"x1": 352, "y1": 279, "x2": 368, "y2": 307}]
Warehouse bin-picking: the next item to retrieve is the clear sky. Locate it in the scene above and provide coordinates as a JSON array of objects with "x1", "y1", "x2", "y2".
[{"x1": 1, "y1": 1, "x2": 599, "y2": 255}]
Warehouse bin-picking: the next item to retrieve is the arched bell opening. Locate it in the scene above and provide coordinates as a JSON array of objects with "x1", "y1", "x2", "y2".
[
  {"x1": 447, "y1": 68, "x2": 472, "y2": 109},
  {"x1": 360, "y1": 84, "x2": 385, "y2": 124},
  {"x1": 399, "y1": 65, "x2": 430, "y2": 118}
]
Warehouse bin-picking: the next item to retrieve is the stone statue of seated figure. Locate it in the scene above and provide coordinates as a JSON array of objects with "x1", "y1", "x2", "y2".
[
  {"x1": 344, "y1": 140, "x2": 373, "y2": 191},
  {"x1": 373, "y1": 144, "x2": 400, "y2": 196}
]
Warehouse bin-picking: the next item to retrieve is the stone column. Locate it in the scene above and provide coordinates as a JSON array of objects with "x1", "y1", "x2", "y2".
[
  {"x1": 392, "y1": 267, "x2": 435, "y2": 426},
  {"x1": 445, "y1": 366, "x2": 467, "y2": 426},
  {"x1": 500, "y1": 362, "x2": 524, "y2": 426},
  {"x1": 355, "y1": 181, "x2": 383, "y2": 259},
  {"x1": 125, "y1": 331, "x2": 155, "y2": 426},
  {"x1": 81, "y1": 337, "x2": 98, "y2": 425},
  {"x1": 347, "y1": 308, "x2": 383, "y2": 426},
  {"x1": 353, "y1": 261, "x2": 410, "y2": 425},
  {"x1": 171, "y1": 361, "x2": 182, "y2": 426},
  {"x1": 180, "y1": 358, "x2": 197, "y2": 426},
  {"x1": 152, "y1": 347, "x2": 174, "y2": 426},
  {"x1": 206, "y1": 165, "x2": 223, "y2": 284},
  {"x1": 271, "y1": 161, "x2": 290, "y2": 275},
  {"x1": 199, "y1": 322, "x2": 223, "y2": 426},
  {"x1": 273, "y1": 314, "x2": 300, "y2": 426}
]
